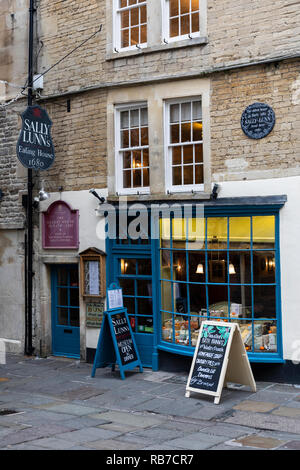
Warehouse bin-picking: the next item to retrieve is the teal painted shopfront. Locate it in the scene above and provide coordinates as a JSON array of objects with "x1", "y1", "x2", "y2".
[{"x1": 105, "y1": 197, "x2": 286, "y2": 370}]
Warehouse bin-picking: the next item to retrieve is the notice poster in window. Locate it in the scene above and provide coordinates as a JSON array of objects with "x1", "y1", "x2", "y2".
[
  {"x1": 89, "y1": 261, "x2": 100, "y2": 296},
  {"x1": 108, "y1": 288, "x2": 123, "y2": 310}
]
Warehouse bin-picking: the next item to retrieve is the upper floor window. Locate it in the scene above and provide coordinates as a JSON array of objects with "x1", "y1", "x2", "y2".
[
  {"x1": 165, "y1": 0, "x2": 201, "y2": 41},
  {"x1": 115, "y1": 103, "x2": 150, "y2": 194},
  {"x1": 165, "y1": 97, "x2": 203, "y2": 192},
  {"x1": 115, "y1": 0, "x2": 147, "y2": 51}
]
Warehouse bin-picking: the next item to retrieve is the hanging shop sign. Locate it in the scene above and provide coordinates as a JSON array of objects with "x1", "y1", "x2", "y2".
[
  {"x1": 185, "y1": 321, "x2": 256, "y2": 404},
  {"x1": 241, "y1": 102, "x2": 275, "y2": 139},
  {"x1": 42, "y1": 200, "x2": 79, "y2": 249},
  {"x1": 16, "y1": 105, "x2": 55, "y2": 170},
  {"x1": 91, "y1": 283, "x2": 143, "y2": 380}
]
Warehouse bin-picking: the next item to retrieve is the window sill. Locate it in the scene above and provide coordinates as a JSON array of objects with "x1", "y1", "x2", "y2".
[{"x1": 106, "y1": 36, "x2": 208, "y2": 61}]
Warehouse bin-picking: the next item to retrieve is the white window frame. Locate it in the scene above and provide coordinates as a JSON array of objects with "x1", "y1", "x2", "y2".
[
  {"x1": 162, "y1": 0, "x2": 206, "y2": 43},
  {"x1": 115, "y1": 102, "x2": 150, "y2": 195},
  {"x1": 113, "y1": 0, "x2": 148, "y2": 52},
  {"x1": 164, "y1": 96, "x2": 204, "y2": 193}
]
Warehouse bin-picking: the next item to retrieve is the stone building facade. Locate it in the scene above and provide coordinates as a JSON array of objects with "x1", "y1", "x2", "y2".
[{"x1": 1, "y1": 0, "x2": 300, "y2": 380}]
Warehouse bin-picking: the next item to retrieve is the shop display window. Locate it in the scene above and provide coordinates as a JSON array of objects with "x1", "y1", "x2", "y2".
[{"x1": 159, "y1": 215, "x2": 279, "y2": 356}]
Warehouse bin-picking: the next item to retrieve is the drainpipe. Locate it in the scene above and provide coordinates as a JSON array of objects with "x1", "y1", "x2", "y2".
[{"x1": 25, "y1": 0, "x2": 35, "y2": 356}]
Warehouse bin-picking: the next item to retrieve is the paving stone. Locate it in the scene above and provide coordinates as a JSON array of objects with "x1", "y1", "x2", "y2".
[
  {"x1": 233, "y1": 400, "x2": 278, "y2": 413},
  {"x1": 230, "y1": 434, "x2": 287, "y2": 449},
  {"x1": 127, "y1": 426, "x2": 185, "y2": 442},
  {"x1": 54, "y1": 426, "x2": 122, "y2": 444},
  {"x1": 163, "y1": 432, "x2": 227, "y2": 450},
  {"x1": 278, "y1": 440, "x2": 300, "y2": 450},
  {"x1": 85, "y1": 439, "x2": 142, "y2": 450},
  {"x1": 29, "y1": 437, "x2": 82, "y2": 450},
  {"x1": 36, "y1": 403, "x2": 100, "y2": 416},
  {"x1": 224, "y1": 411, "x2": 300, "y2": 434},
  {"x1": 54, "y1": 386, "x2": 108, "y2": 401},
  {"x1": 90, "y1": 410, "x2": 165, "y2": 428},
  {"x1": 98, "y1": 422, "x2": 142, "y2": 433},
  {"x1": 199, "y1": 423, "x2": 253, "y2": 439},
  {"x1": 272, "y1": 406, "x2": 300, "y2": 418}
]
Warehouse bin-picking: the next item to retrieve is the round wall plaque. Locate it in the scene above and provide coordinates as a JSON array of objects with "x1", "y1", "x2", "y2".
[{"x1": 241, "y1": 102, "x2": 275, "y2": 139}]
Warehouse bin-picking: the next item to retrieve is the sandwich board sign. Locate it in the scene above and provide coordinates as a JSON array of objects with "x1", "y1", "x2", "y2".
[
  {"x1": 185, "y1": 320, "x2": 256, "y2": 404},
  {"x1": 91, "y1": 283, "x2": 143, "y2": 380}
]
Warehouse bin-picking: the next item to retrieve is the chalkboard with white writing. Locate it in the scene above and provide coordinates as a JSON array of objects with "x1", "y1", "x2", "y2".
[
  {"x1": 111, "y1": 310, "x2": 138, "y2": 366},
  {"x1": 188, "y1": 322, "x2": 232, "y2": 393}
]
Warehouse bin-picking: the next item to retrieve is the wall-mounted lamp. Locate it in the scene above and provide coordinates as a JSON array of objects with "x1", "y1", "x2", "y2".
[
  {"x1": 229, "y1": 263, "x2": 236, "y2": 275},
  {"x1": 89, "y1": 188, "x2": 105, "y2": 204},
  {"x1": 196, "y1": 263, "x2": 204, "y2": 274},
  {"x1": 32, "y1": 187, "x2": 50, "y2": 208}
]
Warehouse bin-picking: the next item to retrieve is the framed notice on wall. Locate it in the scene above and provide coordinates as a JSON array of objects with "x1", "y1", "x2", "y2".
[{"x1": 79, "y1": 248, "x2": 106, "y2": 298}]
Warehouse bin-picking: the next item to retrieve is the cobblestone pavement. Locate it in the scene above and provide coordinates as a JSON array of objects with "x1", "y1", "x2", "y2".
[{"x1": 0, "y1": 354, "x2": 300, "y2": 450}]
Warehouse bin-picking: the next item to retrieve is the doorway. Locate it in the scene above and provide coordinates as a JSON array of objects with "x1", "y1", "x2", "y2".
[{"x1": 51, "y1": 264, "x2": 80, "y2": 358}]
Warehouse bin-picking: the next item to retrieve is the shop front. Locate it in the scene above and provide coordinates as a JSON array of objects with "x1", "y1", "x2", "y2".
[{"x1": 106, "y1": 196, "x2": 286, "y2": 371}]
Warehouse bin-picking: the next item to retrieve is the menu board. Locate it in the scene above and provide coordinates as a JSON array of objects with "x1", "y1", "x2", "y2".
[
  {"x1": 186, "y1": 321, "x2": 256, "y2": 404},
  {"x1": 111, "y1": 311, "x2": 138, "y2": 366},
  {"x1": 188, "y1": 323, "x2": 231, "y2": 393},
  {"x1": 107, "y1": 288, "x2": 123, "y2": 309}
]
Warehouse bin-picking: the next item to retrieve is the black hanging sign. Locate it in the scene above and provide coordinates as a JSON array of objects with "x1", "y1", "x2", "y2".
[
  {"x1": 16, "y1": 105, "x2": 55, "y2": 170},
  {"x1": 241, "y1": 102, "x2": 275, "y2": 139},
  {"x1": 186, "y1": 321, "x2": 256, "y2": 404}
]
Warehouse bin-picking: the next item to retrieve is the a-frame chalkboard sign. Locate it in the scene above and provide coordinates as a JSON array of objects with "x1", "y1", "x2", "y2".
[
  {"x1": 185, "y1": 320, "x2": 256, "y2": 404},
  {"x1": 91, "y1": 283, "x2": 143, "y2": 380}
]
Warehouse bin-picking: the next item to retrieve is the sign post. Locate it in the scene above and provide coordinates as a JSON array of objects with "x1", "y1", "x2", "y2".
[
  {"x1": 185, "y1": 321, "x2": 256, "y2": 404},
  {"x1": 91, "y1": 283, "x2": 143, "y2": 380}
]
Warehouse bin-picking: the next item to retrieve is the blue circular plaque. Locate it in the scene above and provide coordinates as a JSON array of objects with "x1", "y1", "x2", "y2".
[{"x1": 241, "y1": 102, "x2": 275, "y2": 139}]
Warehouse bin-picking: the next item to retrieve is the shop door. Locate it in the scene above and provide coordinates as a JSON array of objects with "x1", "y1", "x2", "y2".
[
  {"x1": 51, "y1": 265, "x2": 80, "y2": 358},
  {"x1": 117, "y1": 257, "x2": 154, "y2": 367}
]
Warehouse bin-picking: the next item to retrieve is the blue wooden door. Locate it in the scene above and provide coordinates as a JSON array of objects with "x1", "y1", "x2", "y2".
[{"x1": 51, "y1": 265, "x2": 80, "y2": 358}]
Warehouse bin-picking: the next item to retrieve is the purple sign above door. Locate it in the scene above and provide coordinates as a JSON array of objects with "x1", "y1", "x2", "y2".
[{"x1": 42, "y1": 201, "x2": 79, "y2": 249}]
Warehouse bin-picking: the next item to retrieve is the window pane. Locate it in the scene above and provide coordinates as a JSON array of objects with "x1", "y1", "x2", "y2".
[
  {"x1": 239, "y1": 321, "x2": 253, "y2": 351},
  {"x1": 138, "y1": 259, "x2": 152, "y2": 275},
  {"x1": 162, "y1": 312, "x2": 173, "y2": 342},
  {"x1": 252, "y1": 216, "x2": 275, "y2": 249},
  {"x1": 181, "y1": 122, "x2": 191, "y2": 142},
  {"x1": 195, "y1": 164, "x2": 203, "y2": 184},
  {"x1": 143, "y1": 148, "x2": 149, "y2": 166},
  {"x1": 130, "y1": 128, "x2": 139, "y2": 147},
  {"x1": 170, "y1": 17, "x2": 179, "y2": 37},
  {"x1": 189, "y1": 284, "x2": 206, "y2": 314},
  {"x1": 70, "y1": 289, "x2": 79, "y2": 307},
  {"x1": 183, "y1": 145, "x2": 193, "y2": 164},
  {"x1": 171, "y1": 124, "x2": 180, "y2": 143},
  {"x1": 123, "y1": 151, "x2": 131, "y2": 169},
  {"x1": 193, "y1": 121, "x2": 202, "y2": 141},
  {"x1": 58, "y1": 288, "x2": 68, "y2": 306},
  {"x1": 137, "y1": 298, "x2": 153, "y2": 315},
  {"x1": 121, "y1": 10, "x2": 129, "y2": 28},
  {"x1": 180, "y1": 0, "x2": 190, "y2": 15},
  {"x1": 130, "y1": 7, "x2": 139, "y2": 26},
  {"x1": 121, "y1": 129, "x2": 129, "y2": 148},
  {"x1": 175, "y1": 283, "x2": 187, "y2": 313},
  {"x1": 170, "y1": 0, "x2": 179, "y2": 16},
  {"x1": 229, "y1": 285, "x2": 252, "y2": 319},
  {"x1": 133, "y1": 169, "x2": 142, "y2": 187},
  {"x1": 130, "y1": 26, "x2": 139, "y2": 45},
  {"x1": 137, "y1": 279, "x2": 152, "y2": 296},
  {"x1": 141, "y1": 127, "x2": 148, "y2": 146},
  {"x1": 191, "y1": 12, "x2": 199, "y2": 32},
  {"x1": 195, "y1": 144, "x2": 203, "y2": 162},
  {"x1": 70, "y1": 308, "x2": 79, "y2": 327},
  {"x1": 173, "y1": 251, "x2": 186, "y2": 281},
  {"x1": 143, "y1": 168, "x2": 149, "y2": 186},
  {"x1": 132, "y1": 150, "x2": 141, "y2": 168},
  {"x1": 161, "y1": 281, "x2": 172, "y2": 311},
  {"x1": 121, "y1": 258, "x2": 136, "y2": 274},
  {"x1": 189, "y1": 251, "x2": 206, "y2": 282},
  {"x1": 140, "y1": 24, "x2": 147, "y2": 43},
  {"x1": 254, "y1": 285, "x2": 276, "y2": 318},
  {"x1": 170, "y1": 104, "x2": 179, "y2": 123},
  {"x1": 228, "y1": 251, "x2": 251, "y2": 284},
  {"x1": 119, "y1": 278, "x2": 135, "y2": 295},
  {"x1": 208, "y1": 285, "x2": 228, "y2": 318},
  {"x1": 140, "y1": 5, "x2": 147, "y2": 23},
  {"x1": 191, "y1": 0, "x2": 200, "y2": 12},
  {"x1": 121, "y1": 111, "x2": 129, "y2": 129},
  {"x1": 254, "y1": 321, "x2": 277, "y2": 352},
  {"x1": 121, "y1": 29, "x2": 130, "y2": 48},
  {"x1": 187, "y1": 218, "x2": 205, "y2": 250},
  {"x1": 208, "y1": 253, "x2": 227, "y2": 283},
  {"x1": 183, "y1": 165, "x2": 193, "y2": 185},
  {"x1": 123, "y1": 169, "x2": 131, "y2": 188},
  {"x1": 124, "y1": 297, "x2": 135, "y2": 314},
  {"x1": 69, "y1": 267, "x2": 78, "y2": 287},
  {"x1": 253, "y1": 252, "x2": 276, "y2": 284},
  {"x1": 180, "y1": 14, "x2": 190, "y2": 35},
  {"x1": 57, "y1": 307, "x2": 68, "y2": 326},
  {"x1": 229, "y1": 217, "x2": 251, "y2": 249},
  {"x1": 140, "y1": 107, "x2": 148, "y2": 125},
  {"x1": 57, "y1": 268, "x2": 68, "y2": 286},
  {"x1": 172, "y1": 146, "x2": 181, "y2": 165},
  {"x1": 207, "y1": 217, "x2": 227, "y2": 249},
  {"x1": 138, "y1": 317, "x2": 153, "y2": 333},
  {"x1": 173, "y1": 166, "x2": 182, "y2": 185}
]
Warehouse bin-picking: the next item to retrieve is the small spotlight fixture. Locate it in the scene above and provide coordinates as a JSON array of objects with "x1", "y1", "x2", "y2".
[
  {"x1": 211, "y1": 183, "x2": 220, "y2": 200},
  {"x1": 33, "y1": 187, "x2": 50, "y2": 206},
  {"x1": 89, "y1": 188, "x2": 105, "y2": 204}
]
